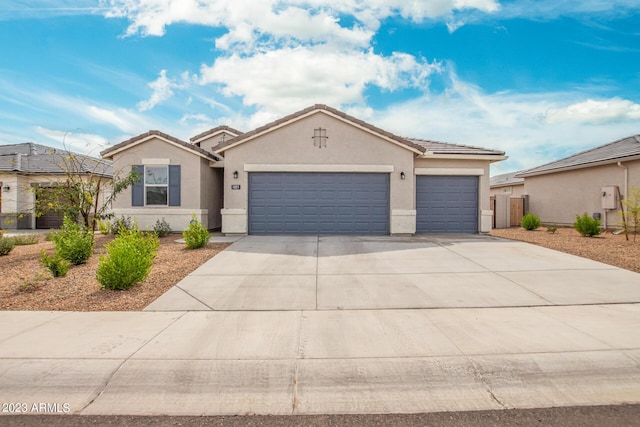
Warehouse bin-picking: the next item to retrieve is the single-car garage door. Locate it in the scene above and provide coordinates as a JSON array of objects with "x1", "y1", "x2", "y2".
[
  {"x1": 249, "y1": 172, "x2": 389, "y2": 234},
  {"x1": 416, "y1": 175, "x2": 478, "y2": 233}
]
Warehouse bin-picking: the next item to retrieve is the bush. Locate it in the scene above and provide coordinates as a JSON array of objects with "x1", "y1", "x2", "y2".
[
  {"x1": 110, "y1": 216, "x2": 133, "y2": 235},
  {"x1": 573, "y1": 212, "x2": 601, "y2": 237},
  {"x1": 0, "y1": 236, "x2": 15, "y2": 256},
  {"x1": 183, "y1": 216, "x2": 209, "y2": 249},
  {"x1": 96, "y1": 226, "x2": 159, "y2": 290},
  {"x1": 9, "y1": 234, "x2": 40, "y2": 245},
  {"x1": 41, "y1": 251, "x2": 69, "y2": 277},
  {"x1": 521, "y1": 213, "x2": 541, "y2": 231},
  {"x1": 51, "y1": 216, "x2": 94, "y2": 265},
  {"x1": 546, "y1": 224, "x2": 558, "y2": 234},
  {"x1": 153, "y1": 217, "x2": 172, "y2": 237},
  {"x1": 97, "y1": 220, "x2": 111, "y2": 235}
]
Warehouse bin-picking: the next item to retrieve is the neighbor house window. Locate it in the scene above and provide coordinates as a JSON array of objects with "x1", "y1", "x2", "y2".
[{"x1": 145, "y1": 166, "x2": 168, "y2": 205}]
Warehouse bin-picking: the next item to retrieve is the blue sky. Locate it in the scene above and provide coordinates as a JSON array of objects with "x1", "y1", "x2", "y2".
[{"x1": 1, "y1": 0, "x2": 639, "y2": 174}]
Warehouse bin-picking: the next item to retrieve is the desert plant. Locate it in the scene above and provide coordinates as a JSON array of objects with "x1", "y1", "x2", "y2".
[
  {"x1": 183, "y1": 215, "x2": 209, "y2": 249},
  {"x1": 97, "y1": 219, "x2": 111, "y2": 235},
  {"x1": 0, "y1": 236, "x2": 15, "y2": 256},
  {"x1": 573, "y1": 212, "x2": 601, "y2": 237},
  {"x1": 51, "y1": 216, "x2": 94, "y2": 265},
  {"x1": 153, "y1": 217, "x2": 172, "y2": 237},
  {"x1": 96, "y1": 226, "x2": 159, "y2": 290},
  {"x1": 8, "y1": 234, "x2": 40, "y2": 245},
  {"x1": 110, "y1": 216, "x2": 133, "y2": 235},
  {"x1": 546, "y1": 224, "x2": 558, "y2": 234},
  {"x1": 621, "y1": 187, "x2": 640, "y2": 242},
  {"x1": 521, "y1": 213, "x2": 541, "y2": 231},
  {"x1": 40, "y1": 251, "x2": 70, "y2": 277}
]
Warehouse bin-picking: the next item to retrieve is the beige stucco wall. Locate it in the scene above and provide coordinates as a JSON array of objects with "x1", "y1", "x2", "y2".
[
  {"x1": 109, "y1": 137, "x2": 221, "y2": 231},
  {"x1": 523, "y1": 160, "x2": 640, "y2": 227},
  {"x1": 414, "y1": 158, "x2": 494, "y2": 232},
  {"x1": 490, "y1": 183, "x2": 525, "y2": 198},
  {"x1": 220, "y1": 112, "x2": 416, "y2": 234},
  {"x1": 0, "y1": 173, "x2": 111, "y2": 229}
]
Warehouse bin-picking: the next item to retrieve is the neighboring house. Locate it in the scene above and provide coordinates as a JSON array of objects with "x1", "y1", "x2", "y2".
[
  {"x1": 102, "y1": 105, "x2": 505, "y2": 234},
  {"x1": 490, "y1": 171, "x2": 525, "y2": 197},
  {"x1": 0, "y1": 143, "x2": 112, "y2": 229},
  {"x1": 516, "y1": 134, "x2": 640, "y2": 227}
]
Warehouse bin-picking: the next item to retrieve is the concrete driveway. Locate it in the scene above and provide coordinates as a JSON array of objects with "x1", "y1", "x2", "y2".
[
  {"x1": 2, "y1": 235, "x2": 640, "y2": 416},
  {"x1": 146, "y1": 234, "x2": 640, "y2": 311}
]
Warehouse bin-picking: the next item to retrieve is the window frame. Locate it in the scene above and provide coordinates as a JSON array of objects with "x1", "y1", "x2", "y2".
[{"x1": 144, "y1": 165, "x2": 169, "y2": 206}]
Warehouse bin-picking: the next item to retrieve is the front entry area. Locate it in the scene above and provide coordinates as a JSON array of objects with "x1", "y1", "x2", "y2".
[{"x1": 248, "y1": 172, "x2": 389, "y2": 235}]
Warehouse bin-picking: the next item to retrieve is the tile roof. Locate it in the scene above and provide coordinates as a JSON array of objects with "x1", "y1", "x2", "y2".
[
  {"x1": 190, "y1": 125, "x2": 244, "y2": 144},
  {"x1": 408, "y1": 138, "x2": 506, "y2": 156},
  {"x1": 0, "y1": 143, "x2": 112, "y2": 177},
  {"x1": 213, "y1": 104, "x2": 427, "y2": 154},
  {"x1": 100, "y1": 130, "x2": 221, "y2": 161},
  {"x1": 517, "y1": 134, "x2": 640, "y2": 177},
  {"x1": 490, "y1": 171, "x2": 525, "y2": 187}
]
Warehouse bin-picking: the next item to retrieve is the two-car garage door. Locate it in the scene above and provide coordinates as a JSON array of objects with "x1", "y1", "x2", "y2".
[{"x1": 249, "y1": 172, "x2": 389, "y2": 235}]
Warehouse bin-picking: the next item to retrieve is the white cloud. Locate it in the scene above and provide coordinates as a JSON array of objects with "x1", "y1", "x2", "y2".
[
  {"x1": 543, "y1": 98, "x2": 640, "y2": 124},
  {"x1": 497, "y1": 0, "x2": 640, "y2": 19},
  {"x1": 199, "y1": 46, "x2": 440, "y2": 115},
  {"x1": 34, "y1": 126, "x2": 110, "y2": 155},
  {"x1": 137, "y1": 69, "x2": 184, "y2": 111}
]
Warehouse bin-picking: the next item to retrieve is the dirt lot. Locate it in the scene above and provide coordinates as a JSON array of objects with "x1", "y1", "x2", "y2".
[
  {"x1": 490, "y1": 226, "x2": 640, "y2": 274},
  {"x1": 0, "y1": 234, "x2": 230, "y2": 311}
]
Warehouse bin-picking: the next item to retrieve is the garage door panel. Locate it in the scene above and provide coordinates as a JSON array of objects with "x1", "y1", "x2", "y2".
[
  {"x1": 416, "y1": 176, "x2": 478, "y2": 234},
  {"x1": 249, "y1": 172, "x2": 389, "y2": 235}
]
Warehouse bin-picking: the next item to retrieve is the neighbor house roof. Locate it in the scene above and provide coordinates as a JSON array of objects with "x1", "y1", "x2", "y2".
[
  {"x1": 100, "y1": 130, "x2": 221, "y2": 162},
  {"x1": 490, "y1": 171, "x2": 525, "y2": 188},
  {"x1": 213, "y1": 104, "x2": 427, "y2": 155},
  {"x1": 408, "y1": 138, "x2": 506, "y2": 157},
  {"x1": 0, "y1": 142, "x2": 112, "y2": 177},
  {"x1": 190, "y1": 125, "x2": 244, "y2": 145},
  {"x1": 517, "y1": 134, "x2": 640, "y2": 177}
]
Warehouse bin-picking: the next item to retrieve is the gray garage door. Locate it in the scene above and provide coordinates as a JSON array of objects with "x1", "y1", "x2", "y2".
[
  {"x1": 249, "y1": 172, "x2": 389, "y2": 235},
  {"x1": 416, "y1": 175, "x2": 478, "y2": 233}
]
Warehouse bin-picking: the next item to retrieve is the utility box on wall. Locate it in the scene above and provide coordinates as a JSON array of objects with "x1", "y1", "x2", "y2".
[{"x1": 601, "y1": 185, "x2": 618, "y2": 209}]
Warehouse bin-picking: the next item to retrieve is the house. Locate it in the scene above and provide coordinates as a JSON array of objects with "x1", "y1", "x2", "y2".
[
  {"x1": 0, "y1": 143, "x2": 112, "y2": 229},
  {"x1": 516, "y1": 134, "x2": 640, "y2": 227},
  {"x1": 490, "y1": 171, "x2": 525, "y2": 197},
  {"x1": 101, "y1": 105, "x2": 506, "y2": 234}
]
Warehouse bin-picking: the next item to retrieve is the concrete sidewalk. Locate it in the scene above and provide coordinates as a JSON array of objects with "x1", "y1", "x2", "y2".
[{"x1": 1, "y1": 304, "x2": 639, "y2": 416}]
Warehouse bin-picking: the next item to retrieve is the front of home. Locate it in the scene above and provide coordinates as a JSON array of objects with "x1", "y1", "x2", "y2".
[{"x1": 101, "y1": 105, "x2": 505, "y2": 235}]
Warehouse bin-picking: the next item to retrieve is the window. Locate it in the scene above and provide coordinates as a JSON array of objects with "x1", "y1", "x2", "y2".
[{"x1": 145, "y1": 166, "x2": 168, "y2": 205}]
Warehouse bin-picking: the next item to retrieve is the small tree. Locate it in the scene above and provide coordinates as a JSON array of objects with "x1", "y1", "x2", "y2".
[
  {"x1": 34, "y1": 146, "x2": 139, "y2": 231},
  {"x1": 621, "y1": 187, "x2": 640, "y2": 242}
]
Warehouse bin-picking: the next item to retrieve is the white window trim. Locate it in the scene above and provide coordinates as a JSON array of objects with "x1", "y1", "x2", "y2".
[{"x1": 144, "y1": 165, "x2": 169, "y2": 207}]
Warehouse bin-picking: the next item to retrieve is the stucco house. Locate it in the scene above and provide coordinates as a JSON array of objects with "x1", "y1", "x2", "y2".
[
  {"x1": 101, "y1": 105, "x2": 506, "y2": 234},
  {"x1": 490, "y1": 171, "x2": 525, "y2": 197},
  {"x1": 516, "y1": 134, "x2": 640, "y2": 228},
  {"x1": 0, "y1": 143, "x2": 112, "y2": 229}
]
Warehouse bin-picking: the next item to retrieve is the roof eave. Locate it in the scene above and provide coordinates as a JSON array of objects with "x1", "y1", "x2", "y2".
[
  {"x1": 419, "y1": 153, "x2": 508, "y2": 162},
  {"x1": 101, "y1": 133, "x2": 220, "y2": 162},
  {"x1": 516, "y1": 154, "x2": 640, "y2": 178}
]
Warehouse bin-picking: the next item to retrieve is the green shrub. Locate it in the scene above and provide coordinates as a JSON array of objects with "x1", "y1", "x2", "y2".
[
  {"x1": 0, "y1": 236, "x2": 15, "y2": 256},
  {"x1": 153, "y1": 217, "x2": 172, "y2": 237},
  {"x1": 96, "y1": 227, "x2": 159, "y2": 290},
  {"x1": 41, "y1": 251, "x2": 70, "y2": 277},
  {"x1": 573, "y1": 212, "x2": 601, "y2": 237},
  {"x1": 110, "y1": 216, "x2": 133, "y2": 235},
  {"x1": 97, "y1": 220, "x2": 111, "y2": 235},
  {"x1": 9, "y1": 234, "x2": 40, "y2": 245},
  {"x1": 546, "y1": 224, "x2": 558, "y2": 234},
  {"x1": 183, "y1": 216, "x2": 209, "y2": 249},
  {"x1": 45, "y1": 230, "x2": 58, "y2": 241},
  {"x1": 521, "y1": 213, "x2": 541, "y2": 231},
  {"x1": 51, "y1": 216, "x2": 94, "y2": 265}
]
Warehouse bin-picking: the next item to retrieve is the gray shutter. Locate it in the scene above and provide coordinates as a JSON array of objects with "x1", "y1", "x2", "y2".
[
  {"x1": 169, "y1": 165, "x2": 181, "y2": 206},
  {"x1": 131, "y1": 165, "x2": 144, "y2": 207}
]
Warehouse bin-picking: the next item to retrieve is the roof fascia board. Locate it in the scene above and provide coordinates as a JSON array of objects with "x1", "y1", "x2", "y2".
[
  {"x1": 419, "y1": 153, "x2": 508, "y2": 162},
  {"x1": 103, "y1": 134, "x2": 215, "y2": 162},
  {"x1": 517, "y1": 154, "x2": 640, "y2": 177},
  {"x1": 214, "y1": 109, "x2": 423, "y2": 155}
]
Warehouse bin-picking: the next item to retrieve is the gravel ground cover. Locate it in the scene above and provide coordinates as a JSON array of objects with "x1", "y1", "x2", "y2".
[
  {"x1": 490, "y1": 226, "x2": 640, "y2": 274},
  {"x1": 0, "y1": 233, "x2": 230, "y2": 311}
]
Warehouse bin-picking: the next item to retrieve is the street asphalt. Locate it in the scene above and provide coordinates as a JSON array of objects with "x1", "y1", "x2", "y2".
[{"x1": 1, "y1": 234, "x2": 639, "y2": 418}]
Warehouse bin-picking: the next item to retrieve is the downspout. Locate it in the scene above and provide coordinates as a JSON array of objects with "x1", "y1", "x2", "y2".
[{"x1": 618, "y1": 161, "x2": 628, "y2": 225}]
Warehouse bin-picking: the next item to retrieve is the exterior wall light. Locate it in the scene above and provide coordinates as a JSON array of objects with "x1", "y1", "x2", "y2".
[
  {"x1": 2, "y1": 185, "x2": 9, "y2": 191},
  {"x1": 400, "y1": 172, "x2": 406, "y2": 180},
  {"x1": 233, "y1": 171, "x2": 238, "y2": 179}
]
